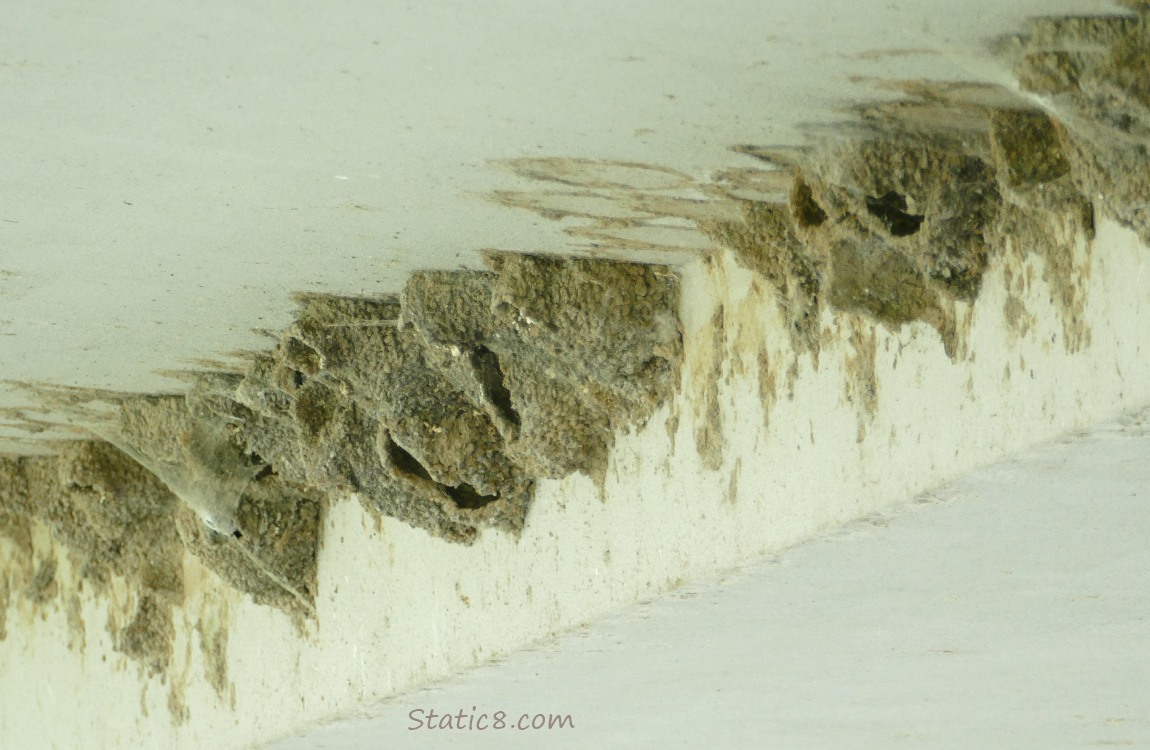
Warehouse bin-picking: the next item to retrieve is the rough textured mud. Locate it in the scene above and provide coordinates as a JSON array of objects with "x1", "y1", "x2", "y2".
[
  {"x1": 486, "y1": 7, "x2": 1150, "y2": 469},
  {"x1": 1005, "y1": 8, "x2": 1150, "y2": 245},
  {"x1": 0, "y1": 442, "x2": 184, "y2": 672},
  {"x1": 701, "y1": 202, "x2": 823, "y2": 360},
  {"x1": 229, "y1": 253, "x2": 681, "y2": 542},
  {"x1": 0, "y1": 251, "x2": 682, "y2": 682},
  {"x1": 175, "y1": 477, "x2": 321, "y2": 619},
  {"x1": 700, "y1": 51, "x2": 1143, "y2": 363},
  {"x1": 493, "y1": 66, "x2": 1136, "y2": 380},
  {"x1": 704, "y1": 113, "x2": 1009, "y2": 361}
]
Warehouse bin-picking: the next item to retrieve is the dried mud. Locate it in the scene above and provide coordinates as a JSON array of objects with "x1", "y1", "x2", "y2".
[
  {"x1": 0, "y1": 442, "x2": 185, "y2": 674},
  {"x1": 2, "y1": 2, "x2": 1150, "y2": 713},
  {"x1": 0, "y1": 252, "x2": 682, "y2": 686},
  {"x1": 492, "y1": 8, "x2": 1150, "y2": 378}
]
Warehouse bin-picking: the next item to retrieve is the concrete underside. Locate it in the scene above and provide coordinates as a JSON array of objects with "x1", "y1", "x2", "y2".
[{"x1": 2, "y1": 1, "x2": 1150, "y2": 748}]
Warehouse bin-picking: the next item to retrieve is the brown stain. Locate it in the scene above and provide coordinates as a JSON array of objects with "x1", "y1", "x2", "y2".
[
  {"x1": 65, "y1": 589, "x2": 86, "y2": 652},
  {"x1": 664, "y1": 411, "x2": 679, "y2": 453},
  {"x1": 757, "y1": 348, "x2": 778, "y2": 430},
  {"x1": 842, "y1": 316, "x2": 880, "y2": 443},
  {"x1": 725, "y1": 457, "x2": 741, "y2": 505},
  {"x1": 489, "y1": 189, "x2": 649, "y2": 224},
  {"x1": 565, "y1": 222, "x2": 716, "y2": 254},
  {"x1": 25, "y1": 556, "x2": 58, "y2": 605},
  {"x1": 502, "y1": 157, "x2": 693, "y2": 191},
  {"x1": 850, "y1": 47, "x2": 940, "y2": 61},
  {"x1": 785, "y1": 358, "x2": 801, "y2": 401},
  {"x1": 117, "y1": 591, "x2": 175, "y2": 676},
  {"x1": 196, "y1": 598, "x2": 232, "y2": 704},
  {"x1": 692, "y1": 305, "x2": 726, "y2": 471},
  {"x1": 1003, "y1": 294, "x2": 1035, "y2": 340},
  {"x1": 725, "y1": 281, "x2": 769, "y2": 388},
  {"x1": 627, "y1": 193, "x2": 744, "y2": 224},
  {"x1": 705, "y1": 167, "x2": 793, "y2": 203},
  {"x1": 0, "y1": 573, "x2": 9, "y2": 640},
  {"x1": 167, "y1": 678, "x2": 189, "y2": 726}
]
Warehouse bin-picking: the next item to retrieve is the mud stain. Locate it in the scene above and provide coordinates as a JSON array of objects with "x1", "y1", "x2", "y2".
[
  {"x1": 726, "y1": 457, "x2": 742, "y2": 505},
  {"x1": 692, "y1": 306, "x2": 726, "y2": 471},
  {"x1": 503, "y1": 157, "x2": 693, "y2": 191},
  {"x1": 842, "y1": 316, "x2": 880, "y2": 443},
  {"x1": 757, "y1": 347, "x2": 778, "y2": 430},
  {"x1": 197, "y1": 598, "x2": 232, "y2": 705}
]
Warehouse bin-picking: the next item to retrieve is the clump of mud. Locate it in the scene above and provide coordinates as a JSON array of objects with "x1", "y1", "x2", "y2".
[
  {"x1": 175, "y1": 475, "x2": 321, "y2": 618},
  {"x1": 0, "y1": 252, "x2": 681, "y2": 677},
  {"x1": 703, "y1": 125, "x2": 995, "y2": 360},
  {"x1": 702, "y1": 40, "x2": 1139, "y2": 360},
  {"x1": 691, "y1": 7, "x2": 1150, "y2": 366},
  {"x1": 1004, "y1": 6, "x2": 1150, "y2": 245},
  {"x1": 10, "y1": 253, "x2": 679, "y2": 628},
  {"x1": 490, "y1": 9, "x2": 1150, "y2": 444},
  {"x1": 232, "y1": 253, "x2": 680, "y2": 542},
  {"x1": 0, "y1": 442, "x2": 184, "y2": 673}
]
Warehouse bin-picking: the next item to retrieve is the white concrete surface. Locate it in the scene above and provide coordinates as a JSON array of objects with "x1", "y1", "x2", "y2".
[{"x1": 268, "y1": 409, "x2": 1150, "y2": 749}]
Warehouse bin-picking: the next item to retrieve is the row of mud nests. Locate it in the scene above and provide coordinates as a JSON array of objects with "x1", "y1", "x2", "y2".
[
  {"x1": 0, "y1": 252, "x2": 683, "y2": 702},
  {"x1": 2, "y1": 4, "x2": 1149, "y2": 703}
]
